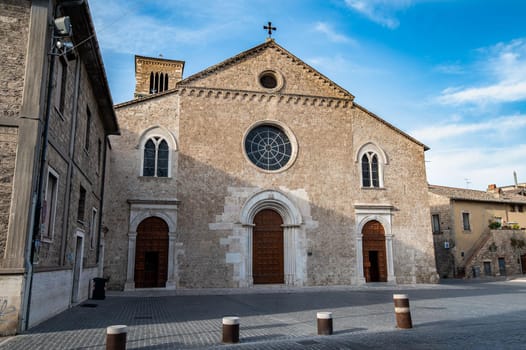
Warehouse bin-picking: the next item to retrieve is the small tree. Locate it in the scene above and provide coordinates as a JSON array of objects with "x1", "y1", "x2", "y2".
[{"x1": 489, "y1": 221, "x2": 501, "y2": 229}]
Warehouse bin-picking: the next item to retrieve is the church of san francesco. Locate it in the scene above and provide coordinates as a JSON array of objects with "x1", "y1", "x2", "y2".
[{"x1": 103, "y1": 25, "x2": 439, "y2": 290}]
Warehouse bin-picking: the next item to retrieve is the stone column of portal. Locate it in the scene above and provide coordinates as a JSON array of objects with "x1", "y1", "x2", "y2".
[
  {"x1": 355, "y1": 234, "x2": 366, "y2": 284},
  {"x1": 243, "y1": 224, "x2": 254, "y2": 285},
  {"x1": 283, "y1": 226, "x2": 296, "y2": 285},
  {"x1": 385, "y1": 234, "x2": 395, "y2": 282},
  {"x1": 124, "y1": 232, "x2": 137, "y2": 290},
  {"x1": 165, "y1": 232, "x2": 177, "y2": 289}
]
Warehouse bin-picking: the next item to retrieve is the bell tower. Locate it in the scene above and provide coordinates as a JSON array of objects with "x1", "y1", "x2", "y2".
[{"x1": 134, "y1": 55, "x2": 185, "y2": 98}]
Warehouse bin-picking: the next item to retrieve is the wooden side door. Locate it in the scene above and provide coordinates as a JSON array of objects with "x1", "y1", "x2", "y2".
[
  {"x1": 253, "y1": 209, "x2": 284, "y2": 284},
  {"x1": 135, "y1": 217, "x2": 169, "y2": 288},
  {"x1": 362, "y1": 220, "x2": 387, "y2": 282}
]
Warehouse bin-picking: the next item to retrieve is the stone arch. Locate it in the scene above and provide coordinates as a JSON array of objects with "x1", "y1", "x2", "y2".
[
  {"x1": 240, "y1": 190, "x2": 302, "y2": 226},
  {"x1": 354, "y1": 142, "x2": 388, "y2": 164},
  {"x1": 130, "y1": 210, "x2": 176, "y2": 234},
  {"x1": 125, "y1": 200, "x2": 180, "y2": 290},
  {"x1": 355, "y1": 142, "x2": 388, "y2": 189},
  {"x1": 239, "y1": 190, "x2": 304, "y2": 286},
  {"x1": 136, "y1": 126, "x2": 178, "y2": 177},
  {"x1": 354, "y1": 205, "x2": 395, "y2": 284}
]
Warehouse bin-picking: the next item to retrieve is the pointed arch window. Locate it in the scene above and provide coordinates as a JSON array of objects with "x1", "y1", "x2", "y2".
[
  {"x1": 143, "y1": 137, "x2": 169, "y2": 177},
  {"x1": 361, "y1": 152, "x2": 380, "y2": 188},
  {"x1": 356, "y1": 142, "x2": 386, "y2": 189}
]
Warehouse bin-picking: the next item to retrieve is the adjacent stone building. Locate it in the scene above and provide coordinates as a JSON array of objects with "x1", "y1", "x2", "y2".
[
  {"x1": 104, "y1": 39, "x2": 439, "y2": 291},
  {"x1": 0, "y1": 0, "x2": 118, "y2": 335},
  {"x1": 428, "y1": 184, "x2": 526, "y2": 279}
]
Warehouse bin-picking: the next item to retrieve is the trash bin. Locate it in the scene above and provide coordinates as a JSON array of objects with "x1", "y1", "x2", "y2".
[{"x1": 92, "y1": 277, "x2": 107, "y2": 300}]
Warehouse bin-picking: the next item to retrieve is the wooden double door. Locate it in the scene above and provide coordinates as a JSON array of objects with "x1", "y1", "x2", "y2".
[
  {"x1": 362, "y1": 220, "x2": 388, "y2": 282},
  {"x1": 253, "y1": 209, "x2": 284, "y2": 284},
  {"x1": 135, "y1": 217, "x2": 169, "y2": 288}
]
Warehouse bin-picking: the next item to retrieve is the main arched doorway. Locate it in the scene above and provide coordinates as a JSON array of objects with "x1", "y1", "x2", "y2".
[
  {"x1": 135, "y1": 217, "x2": 169, "y2": 288},
  {"x1": 253, "y1": 209, "x2": 284, "y2": 284},
  {"x1": 362, "y1": 220, "x2": 388, "y2": 282}
]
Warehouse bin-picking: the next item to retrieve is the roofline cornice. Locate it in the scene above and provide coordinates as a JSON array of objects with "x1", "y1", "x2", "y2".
[{"x1": 115, "y1": 86, "x2": 354, "y2": 109}]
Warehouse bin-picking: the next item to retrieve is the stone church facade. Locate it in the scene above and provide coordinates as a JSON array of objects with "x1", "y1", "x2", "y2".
[{"x1": 104, "y1": 40, "x2": 438, "y2": 290}]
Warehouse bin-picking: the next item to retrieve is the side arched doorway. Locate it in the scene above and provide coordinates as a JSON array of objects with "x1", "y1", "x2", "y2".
[
  {"x1": 135, "y1": 217, "x2": 169, "y2": 288},
  {"x1": 362, "y1": 220, "x2": 388, "y2": 282},
  {"x1": 253, "y1": 209, "x2": 284, "y2": 284}
]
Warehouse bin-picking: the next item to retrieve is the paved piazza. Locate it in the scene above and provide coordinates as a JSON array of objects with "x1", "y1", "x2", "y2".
[{"x1": 1, "y1": 279, "x2": 525, "y2": 349}]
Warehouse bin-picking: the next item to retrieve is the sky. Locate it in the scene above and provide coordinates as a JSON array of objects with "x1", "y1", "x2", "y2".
[{"x1": 89, "y1": 0, "x2": 526, "y2": 191}]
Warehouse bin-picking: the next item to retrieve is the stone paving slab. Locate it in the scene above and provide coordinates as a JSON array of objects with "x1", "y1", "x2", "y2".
[{"x1": 1, "y1": 279, "x2": 526, "y2": 349}]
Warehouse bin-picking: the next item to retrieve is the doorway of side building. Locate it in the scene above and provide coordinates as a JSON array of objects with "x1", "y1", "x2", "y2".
[
  {"x1": 135, "y1": 217, "x2": 169, "y2": 288},
  {"x1": 362, "y1": 220, "x2": 387, "y2": 282},
  {"x1": 71, "y1": 233, "x2": 84, "y2": 303},
  {"x1": 253, "y1": 209, "x2": 284, "y2": 284},
  {"x1": 521, "y1": 254, "x2": 526, "y2": 274}
]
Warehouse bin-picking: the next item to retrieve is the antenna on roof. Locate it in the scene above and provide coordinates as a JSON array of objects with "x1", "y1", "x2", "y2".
[
  {"x1": 464, "y1": 178, "x2": 471, "y2": 189},
  {"x1": 514, "y1": 171, "x2": 518, "y2": 188}
]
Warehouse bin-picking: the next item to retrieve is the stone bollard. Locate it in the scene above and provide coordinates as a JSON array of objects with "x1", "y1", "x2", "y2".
[
  {"x1": 106, "y1": 325, "x2": 127, "y2": 350},
  {"x1": 316, "y1": 312, "x2": 333, "y2": 335},
  {"x1": 393, "y1": 294, "x2": 413, "y2": 329},
  {"x1": 222, "y1": 316, "x2": 240, "y2": 343}
]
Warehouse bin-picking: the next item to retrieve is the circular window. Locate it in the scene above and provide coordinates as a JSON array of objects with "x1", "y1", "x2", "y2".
[
  {"x1": 259, "y1": 72, "x2": 277, "y2": 89},
  {"x1": 244, "y1": 124, "x2": 293, "y2": 171},
  {"x1": 257, "y1": 70, "x2": 284, "y2": 91}
]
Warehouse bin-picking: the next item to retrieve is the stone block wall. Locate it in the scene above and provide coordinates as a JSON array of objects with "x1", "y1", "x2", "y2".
[
  {"x1": 0, "y1": 127, "x2": 17, "y2": 259},
  {"x1": 467, "y1": 229, "x2": 526, "y2": 278},
  {"x1": 0, "y1": 0, "x2": 30, "y2": 119}
]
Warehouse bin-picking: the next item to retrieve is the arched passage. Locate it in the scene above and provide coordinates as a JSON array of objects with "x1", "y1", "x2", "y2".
[
  {"x1": 362, "y1": 220, "x2": 387, "y2": 282},
  {"x1": 253, "y1": 209, "x2": 284, "y2": 284},
  {"x1": 135, "y1": 217, "x2": 169, "y2": 288}
]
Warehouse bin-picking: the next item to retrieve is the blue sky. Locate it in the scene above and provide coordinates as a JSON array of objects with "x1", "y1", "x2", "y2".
[{"x1": 89, "y1": 0, "x2": 526, "y2": 191}]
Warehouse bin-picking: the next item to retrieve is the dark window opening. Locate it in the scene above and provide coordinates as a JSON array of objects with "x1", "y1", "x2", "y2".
[
  {"x1": 260, "y1": 73, "x2": 277, "y2": 89},
  {"x1": 78, "y1": 186, "x2": 86, "y2": 223},
  {"x1": 143, "y1": 137, "x2": 169, "y2": 177}
]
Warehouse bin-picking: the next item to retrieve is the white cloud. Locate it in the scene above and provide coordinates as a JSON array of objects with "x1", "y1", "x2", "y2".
[
  {"x1": 426, "y1": 144, "x2": 526, "y2": 190},
  {"x1": 314, "y1": 22, "x2": 355, "y2": 44},
  {"x1": 344, "y1": 0, "x2": 417, "y2": 29},
  {"x1": 439, "y1": 38, "x2": 526, "y2": 105},
  {"x1": 411, "y1": 115, "x2": 526, "y2": 142}
]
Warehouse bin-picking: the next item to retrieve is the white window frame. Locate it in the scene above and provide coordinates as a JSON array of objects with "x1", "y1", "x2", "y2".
[
  {"x1": 42, "y1": 167, "x2": 60, "y2": 242},
  {"x1": 355, "y1": 142, "x2": 387, "y2": 189},
  {"x1": 90, "y1": 207, "x2": 98, "y2": 249},
  {"x1": 138, "y1": 126, "x2": 177, "y2": 178}
]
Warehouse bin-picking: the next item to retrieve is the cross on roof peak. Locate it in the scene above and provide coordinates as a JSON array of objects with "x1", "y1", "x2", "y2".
[{"x1": 263, "y1": 21, "x2": 276, "y2": 38}]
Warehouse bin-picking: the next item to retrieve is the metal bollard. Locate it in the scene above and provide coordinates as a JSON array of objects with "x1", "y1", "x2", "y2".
[
  {"x1": 106, "y1": 325, "x2": 127, "y2": 350},
  {"x1": 393, "y1": 294, "x2": 412, "y2": 329},
  {"x1": 316, "y1": 312, "x2": 333, "y2": 335},
  {"x1": 222, "y1": 316, "x2": 240, "y2": 343}
]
